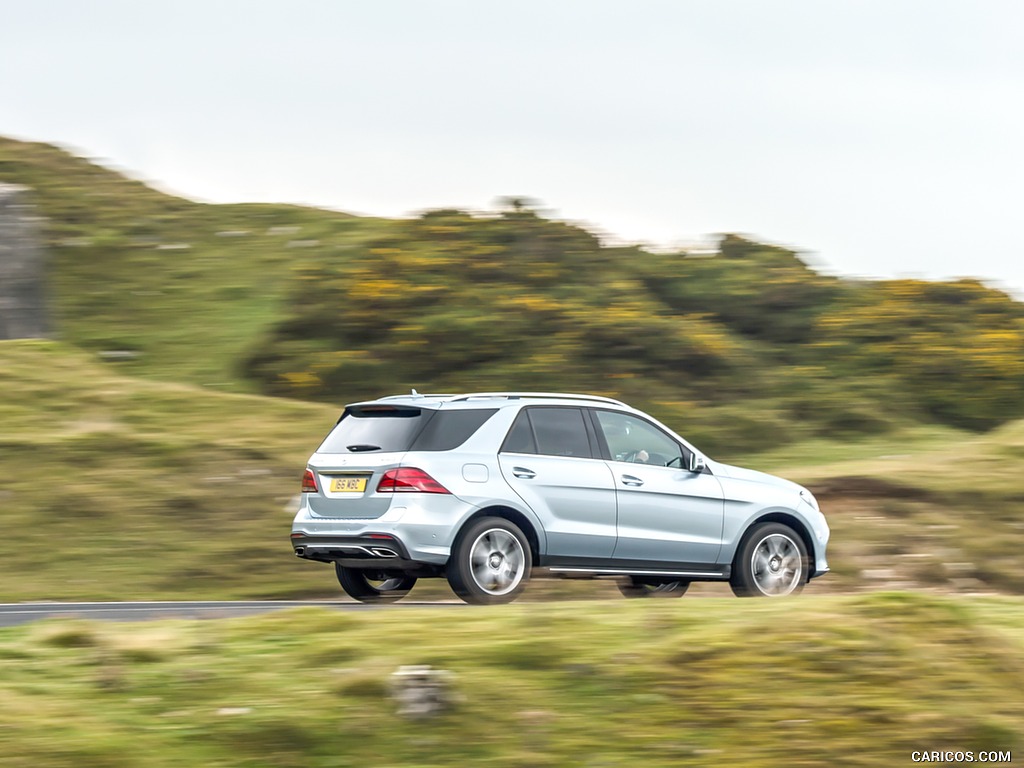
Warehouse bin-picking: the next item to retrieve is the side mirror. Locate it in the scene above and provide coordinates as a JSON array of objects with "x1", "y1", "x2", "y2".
[{"x1": 688, "y1": 454, "x2": 706, "y2": 473}]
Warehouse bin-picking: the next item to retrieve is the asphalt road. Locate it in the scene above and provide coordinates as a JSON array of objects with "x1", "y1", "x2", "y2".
[{"x1": 0, "y1": 600, "x2": 463, "y2": 627}]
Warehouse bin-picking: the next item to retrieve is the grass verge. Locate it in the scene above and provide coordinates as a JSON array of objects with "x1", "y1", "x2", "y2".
[{"x1": 0, "y1": 593, "x2": 1020, "y2": 767}]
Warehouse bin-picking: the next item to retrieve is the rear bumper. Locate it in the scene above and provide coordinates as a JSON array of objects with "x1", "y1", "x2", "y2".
[
  {"x1": 292, "y1": 492, "x2": 475, "y2": 566},
  {"x1": 291, "y1": 532, "x2": 443, "y2": 574},
  {"x1": 291, "y1": 533, "x2": 412, "y2": 561}
]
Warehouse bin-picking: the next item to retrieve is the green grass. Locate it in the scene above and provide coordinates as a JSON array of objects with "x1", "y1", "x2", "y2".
[
  {"x1": 45, "y1": 204, "x2": 394, "y2": 392},
  {"x1": 745, "y1": 422, "x2": 1024, "y2": 594},
  {"x1": 0, "y1": 594, "x2": 1020, "y2": 767},
  {"x1": 0, "y1": 340, "x2": 339, "y2": 601}
]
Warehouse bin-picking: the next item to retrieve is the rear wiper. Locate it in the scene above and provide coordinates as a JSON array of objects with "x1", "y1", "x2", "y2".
[{"x1": 347, "y1": 444, "x2": 382, "y2": 452}]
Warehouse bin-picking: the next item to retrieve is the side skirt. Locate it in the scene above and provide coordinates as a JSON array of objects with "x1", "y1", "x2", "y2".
[{"x1": 540, "y1": 556, "x2": 730, "y2": 581}]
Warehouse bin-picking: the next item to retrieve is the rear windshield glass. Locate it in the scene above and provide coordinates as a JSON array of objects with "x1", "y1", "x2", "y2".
[
  {"x1": 317, "y1": 406, "x2": 496, "y2": 454},
  {"x1": 318, "y1": 406, "x2": 429, "y2": 454}
]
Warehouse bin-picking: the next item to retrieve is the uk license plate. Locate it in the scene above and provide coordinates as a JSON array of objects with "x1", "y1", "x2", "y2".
[{"x1": 330, "y1": 477, "x2": 367, "y2": 493}]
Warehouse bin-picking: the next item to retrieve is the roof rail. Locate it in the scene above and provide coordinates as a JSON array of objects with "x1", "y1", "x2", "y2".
[
  {"x1": 377, "y1": 393, "x2": 457, "y2": 401},
  {"x1": 447, "y1": 392, "x2": 627, "y2": 406}
]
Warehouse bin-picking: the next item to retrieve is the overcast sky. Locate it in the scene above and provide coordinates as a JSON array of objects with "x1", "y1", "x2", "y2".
[{"x1": 3, "y1": 1, "x2": 1023, "y2": 296}]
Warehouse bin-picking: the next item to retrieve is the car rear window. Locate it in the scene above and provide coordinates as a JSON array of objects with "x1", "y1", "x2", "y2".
[
  {"x1": 530, "y1": 407, "x2": 592, "y2": 458},
  {"x1": 317, "y1": 406, "x2": 497, "y2": 454}
]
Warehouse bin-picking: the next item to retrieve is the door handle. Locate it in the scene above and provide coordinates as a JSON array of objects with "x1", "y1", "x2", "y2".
[
  {"x1": 621, "y1": 474, "x2": 644, "y2": 487},
  {"x1": 512, "y1": 467, "x2": 536, "y2": 480}
]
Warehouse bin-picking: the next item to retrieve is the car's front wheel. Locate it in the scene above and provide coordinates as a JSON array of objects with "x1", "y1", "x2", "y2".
[
  {"x1": 335, "y1": 565, "x2": 417, "y2": 603},
  {"x1": 617, "y1": 577, "x2": 690, "y2": 598},
  {"x1": 730, "y1": 522, "x2": 808, "y2": 597},
  {"x1": 447, "y1": 516, "x2": 531, "y2": 605}
]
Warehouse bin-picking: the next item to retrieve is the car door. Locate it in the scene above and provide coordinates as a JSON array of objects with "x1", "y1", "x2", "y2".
[
  {"x1": 497, "y1": 406, "x2": 618, "y2": 559},
  {"x1": 591, "y1": 409, "x2": 725, "y2": 566}
]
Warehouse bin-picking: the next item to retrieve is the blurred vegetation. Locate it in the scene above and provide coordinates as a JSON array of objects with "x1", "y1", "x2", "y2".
[
  {"x1": 0, "y1": 595, "x2": 1021, "y2": 766},
  {"x1": 245, "y1": 206, "x2": 1024, "y2": 450},
  {"x1": 4, "y1": 137, "x2": 1024, "y2": 456}
]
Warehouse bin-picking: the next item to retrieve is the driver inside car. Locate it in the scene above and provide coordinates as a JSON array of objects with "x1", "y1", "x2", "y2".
[{"x1": 605, "y1": 419, "x2": 656, "y2": 464}]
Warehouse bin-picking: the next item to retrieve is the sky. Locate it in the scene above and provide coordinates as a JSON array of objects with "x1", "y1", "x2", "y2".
[{"x1": 3, "y1": 0, "x2": 1024, "y2": 296}]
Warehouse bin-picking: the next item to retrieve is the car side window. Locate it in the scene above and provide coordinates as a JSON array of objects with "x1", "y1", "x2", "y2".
[
  {"x1": 500, "y1": 410, "x2": 537, "y2": 454},
  {"x1": 528, "y1": 407, "x2": 593, "y2": 458},
  {"x1": 594, "y1": 410, "x2": 684, "y2": 467}
]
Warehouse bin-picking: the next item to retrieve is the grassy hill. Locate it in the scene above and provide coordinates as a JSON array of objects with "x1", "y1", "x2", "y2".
[
  {"x1": 0, "y1": 594, "x2": 1020, "y2": 766},
  {"x1": 4, "y1": 135, "x2": 1024, "y2": 458},
  {"x1": 3, "y1": 341, "x2": 1023, "y2": 602},
  {"x1": 0, "y1": 136, "x2": 392, "y2": 389},
  {"x1": 0, "y1": 341, "x2": 336, "y2": 601}
]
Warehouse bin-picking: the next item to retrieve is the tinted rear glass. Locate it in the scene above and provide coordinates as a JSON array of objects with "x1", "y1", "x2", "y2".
[
  {"x1": 317, "y1": 406, "x2": 497, "y2": 454},
  {"x1": 411, "y1": 409, "x2": 498, "y2": 451},
  {"x1": 530, "y1": 407, "x2": 592, "y2": 458},
  {"x1": 500, "y1": 410, "x2": 536, "y2": 454},
  {"x1": 318, "y1": 406, "x2": 431, "y2": 454}
]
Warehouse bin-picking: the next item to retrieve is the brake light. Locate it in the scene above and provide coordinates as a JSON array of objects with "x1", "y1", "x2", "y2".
[
  {"x1": 301, "y1": 469, "x2": 319, "y2": 493},
  {"x1": 377, "y1": 468, "x2": 450, "y2": 494}
]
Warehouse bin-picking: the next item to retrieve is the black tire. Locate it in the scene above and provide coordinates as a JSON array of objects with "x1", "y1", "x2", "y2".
[
  {"x1": 617, "y1": 577, "x2": 690, "y2": 598},
  {"x1": 730, "y1": 522, "x2": 808, "y2": 597},
  {"x1": 447, "y1": 516, "x2": 532, "y2": 605},
  {"x1": 335, "y1": 565, "x2": 416, "y2": 603}
]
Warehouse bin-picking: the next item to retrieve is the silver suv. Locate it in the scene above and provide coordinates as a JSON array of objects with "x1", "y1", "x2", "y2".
[{"x1": 291, "y1": 392, "x2": 830, "y2": 604}]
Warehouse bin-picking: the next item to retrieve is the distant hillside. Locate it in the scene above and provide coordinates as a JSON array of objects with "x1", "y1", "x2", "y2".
[
  {"x1": 3, "y1": 136, "x2": 1024, "y2": 453},
  {"x1": 0, "y1": 135, "x2": 391, "y2": 391}
]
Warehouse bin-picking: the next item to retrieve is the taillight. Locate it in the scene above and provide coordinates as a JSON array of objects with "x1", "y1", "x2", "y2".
[
  {"x1": 301, "y1": 469, "x2": 319, "y2": 493},
  {"x1": 377, "y1": 468, "x2": 450, "y2": 494}
]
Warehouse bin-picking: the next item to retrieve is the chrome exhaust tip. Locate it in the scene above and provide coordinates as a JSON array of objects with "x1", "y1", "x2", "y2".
[
  {"x1": 294, "y1": 547, "x2": 305, "y2": 557},
  {"x1": 372, "y1": 547, "x2": 398, "y2": 558}
]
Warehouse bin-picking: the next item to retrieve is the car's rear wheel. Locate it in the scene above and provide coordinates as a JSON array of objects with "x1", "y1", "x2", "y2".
[
  {"x1": 617, "y1": 577, "x2": 690, "y2": 598},
  {"x1": 730, "y1": 522, "x2": 808, "y2": 597},
  {"x1": 447, "y1": 516, "x2": 531, "y2": 605},
  {"x1": 335, "y1": 564, "x2": 416, "y2": 603}
]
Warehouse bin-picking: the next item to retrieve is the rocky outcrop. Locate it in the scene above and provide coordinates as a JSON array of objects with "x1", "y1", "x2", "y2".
[{"x1": 0, "y1": 184, "x2": 48, "y2": 340}]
